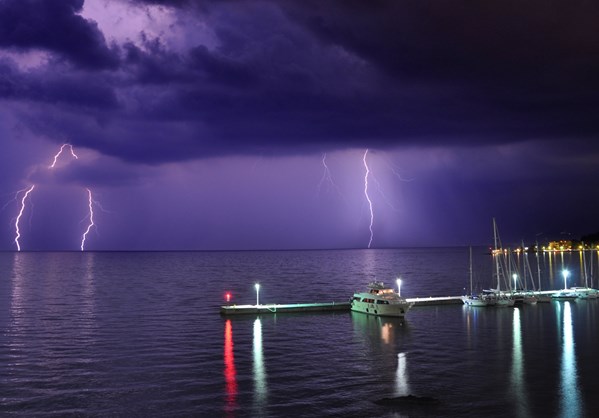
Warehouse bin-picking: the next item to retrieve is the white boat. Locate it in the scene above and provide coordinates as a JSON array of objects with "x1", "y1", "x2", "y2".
[
  {"x1": 570, "y1": 286, "x2": 597, "y2": 299},
  {"x1": 551, "y1": 291, "x2": 578, "y2": 301},
  {"x1": 513, "y1": 291, "x2": 538, "y2": 305},
  {"x1": 494, "y1": 292, "x2": 516, "y2": 307},
  {"x1": 351, "y1": 281, "x2": 414, "y2": 317},
  {"x1": 535, "y1": 293, "x2": 552, "y2": 303},
  {"x1": 462, "y1": 294, "x2": 494, "y2": 307}
]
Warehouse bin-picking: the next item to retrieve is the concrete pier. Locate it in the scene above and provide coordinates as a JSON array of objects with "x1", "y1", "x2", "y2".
[
  {"x1": 406, "y1": 296, "x2": 464, "y2": 306},
  {"x1": 220, "y1": 301, "x2": 351, "y2": 315},
  {"x1": 220, "y1": 296, "x2": 464, "y2": 315},
  {"x1": 219, "y1": 289, "x2": 597, "y2": 315}
]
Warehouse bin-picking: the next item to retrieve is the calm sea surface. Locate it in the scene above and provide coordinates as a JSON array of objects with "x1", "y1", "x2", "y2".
[{"x1": 1, "y1": 248, "x2": 598, "y2": 417}]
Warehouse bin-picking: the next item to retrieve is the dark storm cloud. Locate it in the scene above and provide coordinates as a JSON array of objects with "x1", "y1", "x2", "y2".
[
  {"x1": 275, "y1": 0, "x2": 599, "y2": 136},
  {"x1": 0, "y1": 59, "x2": 118, "y2": 108},
  {"x1": 124, "y1": 0, "x2": 599, "y2": 148},
  {"x1": 2, "y1": 0, "x2": 599, "y2": 165},
  {"x1": 0, "y1": 0, "x2": 119, "y2": 69}
]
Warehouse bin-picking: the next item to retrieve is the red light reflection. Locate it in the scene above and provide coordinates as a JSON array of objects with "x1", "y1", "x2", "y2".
[{"x1": 224, "y1": 319, "x2": 237, "y2": 415}]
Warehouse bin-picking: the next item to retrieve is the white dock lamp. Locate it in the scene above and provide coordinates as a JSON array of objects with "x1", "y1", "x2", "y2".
[
  {"x1": 255, "y1": 283, "x2": 260, "y2": 306},
  {"x1": 512, "y1": 274, "x2": 518, "y2": 291},
  {"x1": 562, "y1": 270, "x2": 569, "y2": 290},
  {"x1": 396, "y1": 278, "x2": 402, "y2": 297}
]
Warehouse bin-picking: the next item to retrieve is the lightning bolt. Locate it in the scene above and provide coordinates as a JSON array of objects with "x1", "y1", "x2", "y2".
[
  {"x1": 316, "y1": 153, "x2": 344, "y2": 199},
  {"x1": 81, "y1": 188, "x2": 95, "y2": 251},
  {"x1": 49, "y1": 143, "x2": 78, "y2": 168},
  {"x1": 14, "y1": 185, "x2": 35, "y2": 251},
  {"x1": 372, "y1": 176, "x2": 399, "y2": 211},
  {"x1": 8, "y1": 143, "x2": 104, "y2": 251},
  {"x1": 363, "y1": 149, "x2": 374, "y2": 248}
]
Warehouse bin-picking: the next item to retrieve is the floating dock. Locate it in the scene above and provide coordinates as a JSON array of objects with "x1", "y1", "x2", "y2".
[
  {"x1": 220, "y1": 301, "x2": 351, "y2": 315},
  {"x1": 219, "y1": 289, "x2": 596, "y2": 315},
  {"x1": 220, "y1": 296, "x2": 463, "y2": 315},
  {"x1": 406, "y1": 296, "x2": 464, "y2": 306}
]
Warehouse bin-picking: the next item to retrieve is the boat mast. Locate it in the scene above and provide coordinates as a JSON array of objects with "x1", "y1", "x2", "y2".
[
  {"x1": 536, "y1": 241, "x2": 542, "y2": 291},
  {"x1": 590, "y1": 248, "x2": 594, "y2": 289},
  {"x1": 522, "y1": 240, "x2": 534, "y2": 291},
  {"x1": 582, "y1": 244, "x2": 588, "y2": 288},
  {"x1": 493, "y1": 218, "x2": 501, "y2": 292},
  {"x1": 469, "y1": 246, "x2": 473, "y2": 295}
]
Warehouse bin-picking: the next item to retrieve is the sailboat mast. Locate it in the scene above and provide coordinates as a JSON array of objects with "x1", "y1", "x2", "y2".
[
  {"x1": 536, "y1": 241, "x2": 542, "y2": 291},
  {"x1": 493, "y1": 218, "x2": 501, "y2": 291},
  {"x1": 469, "y1": 246, "x2": 473, "y2": 295},
  {"x1": 582, "y1": 244, "x2": 588, "y2": 288},
  {"x1": 589, "y1": 247, "x2": 593, "y2": 288}
]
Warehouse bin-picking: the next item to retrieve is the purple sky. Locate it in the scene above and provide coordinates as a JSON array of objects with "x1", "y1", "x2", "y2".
[{"x1": 1, "y1": 0, "x2": 598, "y2": 251}]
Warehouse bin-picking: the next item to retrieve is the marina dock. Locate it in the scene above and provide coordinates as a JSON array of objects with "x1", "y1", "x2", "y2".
[
  {"x1": 406, "y1": 296, "x2": 464, "y2": 306},
  {"x1": 219, "y1": 290, "x2": 592, "y2": 315},
  {"x1": 220, "y1": 296, "x2": 463, "y2": 315},
  {"x1": 220, "y1": 301, "x2": 351, "y2": 315}
]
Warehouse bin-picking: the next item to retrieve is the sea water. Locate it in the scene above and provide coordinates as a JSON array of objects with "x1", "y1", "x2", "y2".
[{"x1": 1, "y1": 248, "x2": 598, "y2": 417}]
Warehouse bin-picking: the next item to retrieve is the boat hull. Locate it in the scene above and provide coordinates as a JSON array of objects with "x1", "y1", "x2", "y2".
[
  {"x1": 350, "y1": 300, "x2": 412, "y2": 317},
  {"x1": 551, "y1": 292, "x2": 578, "y2": 301},
  {"x1": 462, "y1": 296, "x2": 492, "y2": 307},
  {"x1": 495, "y1": 298, "x2": 515, "y2": 307}
]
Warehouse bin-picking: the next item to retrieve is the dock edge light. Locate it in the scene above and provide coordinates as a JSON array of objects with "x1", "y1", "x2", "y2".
[
  {"x1": 562, "y1": 270, "x2": 570, "y2": 290},
  {"x1": 512, "y1": 273, "x2": 518, "y2": 289},
  {"x1": 255, "y1": 283, "x2": 260, "y2": 306},
  {"x1": 396, "y1": 278, "x2": 402, "y2": 297}
]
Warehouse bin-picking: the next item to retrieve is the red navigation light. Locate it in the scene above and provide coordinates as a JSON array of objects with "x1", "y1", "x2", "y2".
[{"x1": 225, "y1": 292, "x2": 231, "y2": 302}]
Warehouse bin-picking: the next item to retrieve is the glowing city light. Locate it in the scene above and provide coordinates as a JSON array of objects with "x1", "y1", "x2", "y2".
[
  {"x1": 14, "y1": 185, "x2": 35, "y2": 251},
  {"x1": 80, "y1": 188, "x2": 95, "y2": 251},
  {"x1": 49, "y1": 143, "x2": 78, "y2": 168},
  {"x1": 363, "y1": 149, "x2": 374, "y2": 248}
]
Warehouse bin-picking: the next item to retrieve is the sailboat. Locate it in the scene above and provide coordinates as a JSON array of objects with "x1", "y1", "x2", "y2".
[
  {"x1": 485, "y1": 218, "x2": 515, "y2": 307},
  {"x1": 517, "y1": 242, "x2": 537, "y2": 304},
  {"x1": 574, "y1": 246, "x2": 598, "y2": 299},
  {"x1": 462, "y1": 246, "x2": 494, "y2": 307},
  {"x1": 534, "y1": 241, "x2": 551, "y2": 303}
]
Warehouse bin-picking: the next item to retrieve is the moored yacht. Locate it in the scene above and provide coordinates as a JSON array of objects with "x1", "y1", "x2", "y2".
[
  {"x1": 462, "y1": 246, "x2": 495, "y2": 307},
  {"x1": 351, "y1": 281, "x2": 414, "y2": 317},
  {"x1": 462, "y1": 293, "x2": 495, "y2": 307},
  {"x1": 551, "y1": 291, "x2": 578, "y2": 301},
  {"x1": 570, "y1": 287, "x2": 598, "y2": 299}
]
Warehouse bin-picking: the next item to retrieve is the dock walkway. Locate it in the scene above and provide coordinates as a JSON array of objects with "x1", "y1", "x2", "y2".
[
  {"x1": 220, "y1": 301, "x2": 351, "y2": 315},
  {"x1": 220, "y1": 296, "x2": 463, "y2": 315}
]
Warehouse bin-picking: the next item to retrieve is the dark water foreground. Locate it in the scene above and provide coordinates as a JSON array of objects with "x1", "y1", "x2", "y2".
[{"x1": 1, "y1": 249, "x2": 598, "y2": 417}]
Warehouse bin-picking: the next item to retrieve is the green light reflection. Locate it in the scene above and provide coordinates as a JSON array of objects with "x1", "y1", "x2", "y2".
[
  {"x1": 253, "y1": 318, "x2": 267, "y2": 409},
  {"x1": 559, "y1": 302, "x2": 582, "y2": 418}
]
